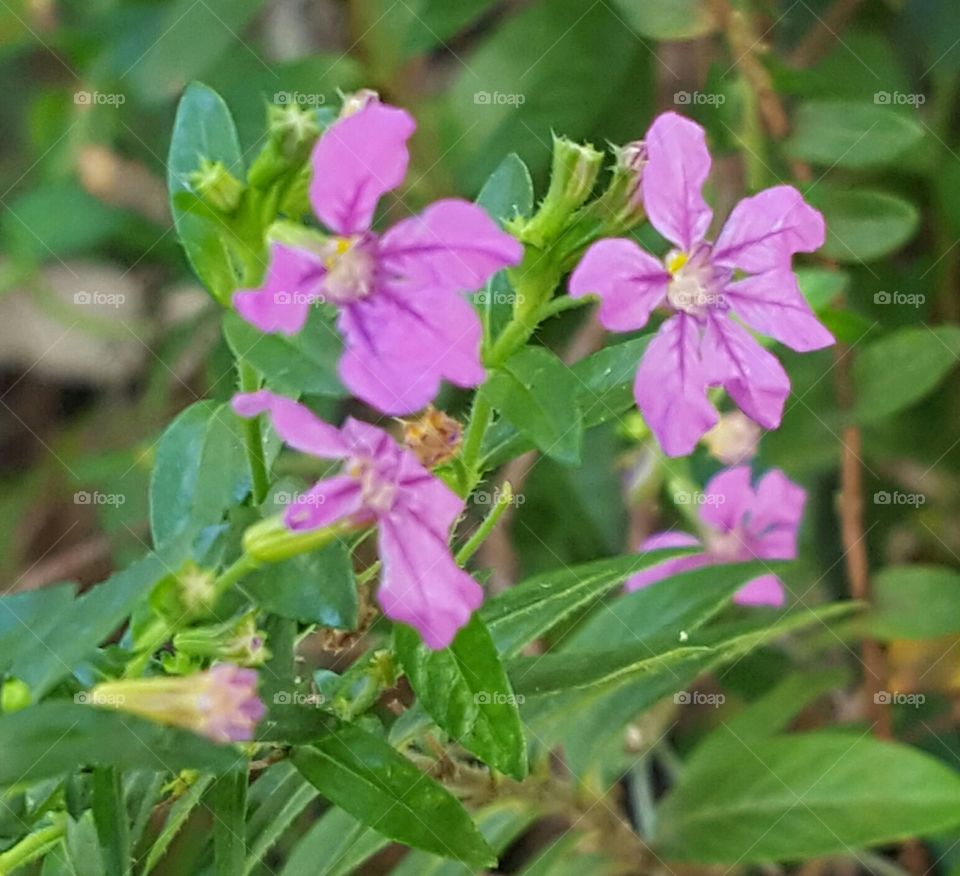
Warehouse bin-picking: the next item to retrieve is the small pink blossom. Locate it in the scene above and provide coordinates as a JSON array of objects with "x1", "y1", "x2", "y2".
[
  {"x1": 627, "y1": 466, "x2": 807, "y2": 607},
  {"x1": 570, "y1": 112, "x2": 833, "y2": 456},
  {"x1": 86, "y1": 663, "x2": 265, "y2": 744},
  {"x1": 232, "y1": 390, "x2": 482, "y2": 648},
  {"x1": 233, "y1": 100, "x2": 523, "y2": 415}
]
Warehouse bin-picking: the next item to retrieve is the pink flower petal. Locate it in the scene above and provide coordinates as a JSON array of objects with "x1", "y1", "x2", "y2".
[
  {"x1": 337, "y1": 285, "x2": 484, "y2": 415},
  {"x1": 377, "y1": 515, "x2": 483, "y2": 649},
  {"x1": 713, "y1": 185, "x2": 825, "y2": 273},
  {"x1": 702, "y1": 314, "x2": 790, "y2": 430},
  {"x1": 641, "y1": 112, "x2": 713, "y2": 251},
  {"x1": 723, "y1": 270, "x2": 834, "y2": 352},
  {"x1": 625, "y1": 531, "x2": 708, "y2": 591},
  {"x1": 699, "y1": 465, "x2": 755, "y2": 533},
  {"x1": 379, "y1": 199, "x2": 523, "y2": 290},
  {"x1": 283, "y1": 475, "x2": 365, "y2": 532},
  {"x1": 232, "y1": 390, "x2": 348, "y2": 458},
  {"x1": 635, "y1": 314, "x2": 718, "y2": 457},
  {"x1": 734, "y1": 574, "x2": 785, "y2": 607},
  {"x1": 233, "y1": 243, "x2": 322, "y2": 335},
  {"x1": 747, "y1": 469, "x2": 806, "y2": 560},
  {"x1": 568, "y1": 238, "x2": 670, "y2": 331},
  {"x1": 309, "y1": 102, "x2": 416, "y2": 235}
]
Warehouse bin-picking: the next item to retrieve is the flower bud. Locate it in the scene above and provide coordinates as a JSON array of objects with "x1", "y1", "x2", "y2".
[
  {"x1": 267, "y1": 102, "x2": 321, "y2": 159},
  {"x1": 84, "y1": 664, "x2": 265, "y2": 743},
  {"x1": 242, "y1": 514, "x2": 358, "y2": 564},
  {"x1": 2, "y1": 678, "x2": 31, "y2": 713},
  {"x1": 339, "y1": 89, "x2": 380, "y2": 118},
  {"x1": 173, "y1": 613, "x2": 270, "y2": 667},
  {"x1": 187, "y1": 158, "x2": 244, "y2": 214},
  {"x1": 593, "y1": 140, "x2": 648, "y2": 232},
  {"x1": 703, "y1": 411, "x2": 761, "y2": 464}
]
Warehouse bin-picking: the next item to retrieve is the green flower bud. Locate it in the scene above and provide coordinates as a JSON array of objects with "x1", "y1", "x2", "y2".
[
  {"x1": 173, "y1": 613, "x2": 271, "y2": 667},
  {"x1": 242, "y1": 514, "x2": 359, "y2": 565},
  {"x1": 187, "y1": 158, "x2": 244, "y2": 213},
  {"x1": 1, "y1": 678, "x2": 31, "y2": 713}
]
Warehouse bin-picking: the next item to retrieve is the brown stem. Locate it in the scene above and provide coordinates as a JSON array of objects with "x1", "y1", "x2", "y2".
[{"x1": 789, "y1": 0, "x2": 867, "y2": 68}]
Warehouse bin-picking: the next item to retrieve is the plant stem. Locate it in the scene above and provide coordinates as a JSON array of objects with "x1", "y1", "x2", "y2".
[
  {"x1": 0, "y1": 818, "x2": 66, "y2": 873},
  {"x1": 455, "y1": 482, "x2": 514, "y2": 566},
  {"x1": 237, "y1": 359, "x2": 269, "y2": 504},
  {"x1": 459, "y1": 393, "x2": 493, "y2": 490},
  {"x1": 212, "y1": 553, "x2": 262, "y2": 603}
]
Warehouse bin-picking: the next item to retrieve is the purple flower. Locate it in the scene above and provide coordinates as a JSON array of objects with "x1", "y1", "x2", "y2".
[
  {"x1": 627, "y1": 466, "x2": 806, "y2": 607},
  {"x1": 232, "y1": 390, "x2": 482, "y2": 648},
  {"x1": 86, "y1": 663, "x2": 265, "y2": 744},
  {"x1": 234, "y1": 100, "x2": 523, "y2": 415},
  {"x1": 569, "y1": 112, "x2": 833, "y2": 457}
]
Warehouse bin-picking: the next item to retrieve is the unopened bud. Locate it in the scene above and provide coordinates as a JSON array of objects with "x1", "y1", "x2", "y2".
[
  {"x1": 242, "y1": 514, "x2": 358, "y2": 564},
  {"x1": 267, "y1": 103, "x2": 321, "y2": 158},
  {"x1": 187, "y1": 158, "x2": 244, "y2": 213},
  {"x1": 173, "y1": 613, "x2": 270, "y2": 667},
  {"x1": 594, "y1": 140, "x2": 648, "y2": 233}
]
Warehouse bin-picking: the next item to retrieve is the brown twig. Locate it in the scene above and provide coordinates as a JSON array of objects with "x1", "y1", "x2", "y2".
[{"x1": 789, "y1": 0, "x2": 867, "y2": 68}]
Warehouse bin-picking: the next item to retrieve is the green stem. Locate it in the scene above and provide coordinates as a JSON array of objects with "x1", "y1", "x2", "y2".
[
  {"x1": 0, "y1": 817, "x2": 66, "y2": 874},
  {"x1": 459, "y1": 393, "x2": 493, "y2": 490},
  {"x1": 212, "y1": 553, "x2": 262, "y2": 603},
  {"x1": 237, "y1": 360, "x2": 269, "y2": 505},
  {"x1": 124, "y1": 619, "x2": 172, "y2": 678},
  {"x1": 455, "y1": 482, "x2": 514, "y2": 566}
]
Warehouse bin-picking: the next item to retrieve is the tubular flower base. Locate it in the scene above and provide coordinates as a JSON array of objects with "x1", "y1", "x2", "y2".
[{"x1": 85, "y1": 664, "x2": 265, "y2": 743}]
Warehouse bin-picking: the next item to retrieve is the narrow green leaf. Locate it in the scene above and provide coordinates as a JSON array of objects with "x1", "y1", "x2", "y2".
[
  {"x1": 142, "y1": 775, "x2": 215, "y2": 874},
  {"x1": 480, "y1": 550, "x2": 696, "y2": 658},
  {"x1": 808, "y1": 186, "x2": 919, "y2": 262},
  {"x1": 279, "y1": 806, "x2": 389, "y2": 876},
  {"x1": 395, "y1": 615, "x2": 528, "y2": 779},
  {"x1": 0, "y1": 705, "x2": 236, "y2": 787},
  {"x1": 657, "y1": 733, "x2": 960, "y2": 863},
  {"x1": 292, "y1": 727, "x2": 495, "y2": 866},
  {"x1": 243, "y1": 763, "x2": 318, "y2": 875},
  {"x1": 610, "y1": 0, "x2": 714, "y2": 39},
  {"x1": 870, "y1": 564, "x2": 960, "y2": 640},
  {"x1": 212, "y1": 770, "x2": 247, "y2": 876},
  {"x1": 92, "y1": 767, "x2": 130, "y2": 876}
]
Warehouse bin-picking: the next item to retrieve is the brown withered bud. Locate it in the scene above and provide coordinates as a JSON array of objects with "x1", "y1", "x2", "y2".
[{"x1": 401, "y1": 406, "x2": 463, "y2": 468}]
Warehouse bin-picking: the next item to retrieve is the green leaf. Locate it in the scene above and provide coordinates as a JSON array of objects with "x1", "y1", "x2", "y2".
[
  {"x1": 142, "y1": 775, "x2": 215, "y2": 874},
  {"x1": 870, "y1": 564, "x2": 960, "y2": 640},
  {"x1": 474, "y1": 155, "x2": 534, "y2": 339},
  {"x1": 279, "y1": 806, "x2": 389, "y2": 876},
  {"x1": 442, "y1": 0, "x2": 641, "y2": 189},
  {"x1": 480, "y1": 550, "x2": 695, "y2": 658},
  {"x1": 395, "y1": 615, "x2": 528, "y2": 779},
  {"x1": 1, "y1": 553, "x2": 169, "y2": 698},
  {"x1": 168, "y1": 82, "x2": 244, "y2": 302},
  {"x1": 402, "y1": 0, "x2": 500, "y2": 56},
  {"x1": 481, "y1": 336, "x2": 650, "y2": 468},
  {"x1": 807, "y1": 186, "x2": 919, "y2": 263},
  {"x1": 795, "y1": 267, "x2": 849, "y2": 312},
  {"x1": 212, "y1": 770, "x2": 247, "y2": 876},
  {"x1": 786, "y1": 101, "x2": 924, "y2": 168},
  {"x1": 564, "y1": 561, "x2": 775, "y2": 652},
  {"x1": 132, "y1": 3, "x2": 266, "y2": 104},
  {"x1": 0, "y1": 705, "x2": 236, "y2": 787},
  {"x1": 150, "y1": 400, "x2": 270, "y2": 550},
  {"x1": 387, "y1": 799, "x2": 540, "y2": 876},
  {"x1": 243, "y1": 763, "x2": 318, "y2": 875},
  {"x1": 657, "y1": 732, "x2": 960, "y2": 863},
  {"x1": 223, "y1": 309, "x2": 346, "y2": 398},
  {"x1": 853, "y1": 325, "x2": 960, "y2": 422},
  {"x1": 609, "y1": 0, "x2": 715, "y2": 39},
  {"x1": 484, "y1": 347, "x2": 583, "y2": 464},
  {"x1": 92, "y1": 767, "x2": 129, "y2": 876},
  {"x1": 242, "y1": 542, "x2": 358, "y2": 629},
  {"x1": 292, "y1": 727, "x2": 495, "y2": 866}
]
